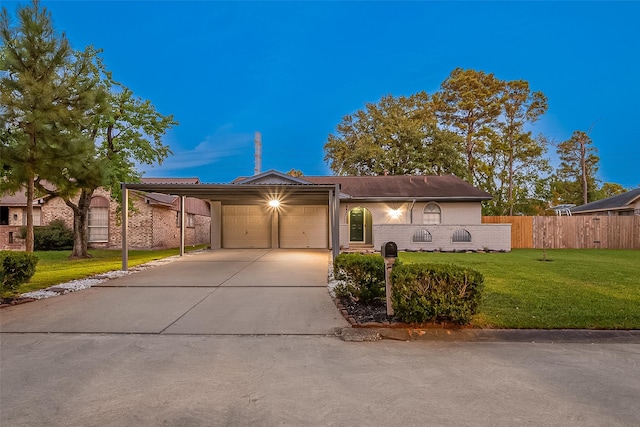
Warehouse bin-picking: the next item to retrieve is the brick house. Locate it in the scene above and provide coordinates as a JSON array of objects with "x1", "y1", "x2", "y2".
[
  {"x1": 0, "y1": 178, "x2": 211, "y2": 251},
  {"x1": 122, "y1": 170, "x2": 511, "y2": 261}
]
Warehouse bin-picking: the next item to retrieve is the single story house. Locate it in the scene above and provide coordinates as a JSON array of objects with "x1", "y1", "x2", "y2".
[
  {"x1": 122, "y1": 170, "x2": 511, "y2": 262},
  {"x1": 0, "y1": 178, "x2": 211, "y2": 251},
  {"x1": 571, "y1": 188, "x2": 640, "y2": 216}
]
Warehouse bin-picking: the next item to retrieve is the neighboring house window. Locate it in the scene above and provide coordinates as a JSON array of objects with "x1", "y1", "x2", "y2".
[
  {"x1": 0, "y1": 206, "x2": 8, "y2": 225},
  {"x1": 423, "y1": 203, "x2": 441, "y2": 224},
  {"x1": 21, "y1": 208, "x2": 41, "y2": 226},
  {"x1": 176, "y1": 212, "x2": 195, "y2": 228},
  {"x1": 412, "y1": 229, "x2": 432, "y2": 243},
  {"x1": 88, "y1": 197, "x2": 109, "y2": 242},
  {"x1": 452, "y1": 229, "x2": 471, "y2": 243}
]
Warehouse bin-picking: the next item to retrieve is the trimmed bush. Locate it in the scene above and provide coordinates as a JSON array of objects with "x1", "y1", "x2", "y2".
[
  {"x1": 0, "y1": 251, "x2": 39, "y2": 295},
  {"x1": 20, "y1": 219, "x2": 74, "y2": 251},
  {"x1": 333, "y1": 253, "x2": 385, "y2": 302},
  {"x1": 391, "y1": 263, "x2": 483, "y2": 324}
]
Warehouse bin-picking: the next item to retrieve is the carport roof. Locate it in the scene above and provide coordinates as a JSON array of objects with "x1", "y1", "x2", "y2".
[{"x1": 122, "y1": 182, "x2": 339, "y2": 202}]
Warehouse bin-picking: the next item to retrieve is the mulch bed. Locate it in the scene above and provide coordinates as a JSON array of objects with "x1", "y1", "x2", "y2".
[
  {"x1": 336, "y1": 297, "x2": 397, "y2": 324},
  {"x1": 335, "y1": 297, "x2": 473, "y2": 329}
]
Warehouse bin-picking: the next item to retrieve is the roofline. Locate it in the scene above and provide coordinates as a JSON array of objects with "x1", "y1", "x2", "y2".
[
  {"x1": 572, "y1": 206, "x2": 636, "y2": 214},
  {"x1": 340, "y1": 196, "x2": 493, "y2": 202}
]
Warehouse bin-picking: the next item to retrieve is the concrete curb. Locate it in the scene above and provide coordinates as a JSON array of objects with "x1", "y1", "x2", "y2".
[
  {"x1": 367, "y1": 328, "x2": 640, "y2": 343},
  {"x1": 333, "y1": 299, "x2": 640, "y2": 343}
]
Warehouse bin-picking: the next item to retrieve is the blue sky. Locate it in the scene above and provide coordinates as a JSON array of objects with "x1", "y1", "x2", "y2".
[{"x1": 5, "y1": 1, "x2": 640, "y2": 188}]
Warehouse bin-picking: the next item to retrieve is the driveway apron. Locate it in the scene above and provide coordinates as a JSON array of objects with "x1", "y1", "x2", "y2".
[{"x1": 0, "y1": 249, "x2": 348, "y2": 335}]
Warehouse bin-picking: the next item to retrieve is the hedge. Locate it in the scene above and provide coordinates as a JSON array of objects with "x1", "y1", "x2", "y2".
[
  {"x1": 0, "y1": 251, "x2": 39, "y2": 295},
  {"x1": 20, "y1": 219, "x2": 74, "y2": 251},
  {"x1": 391, "y1": 263, "x2": 483, "y2": 324},
  {"x1": 333, "y1": 253, "x2": 386, "y2": 302}
]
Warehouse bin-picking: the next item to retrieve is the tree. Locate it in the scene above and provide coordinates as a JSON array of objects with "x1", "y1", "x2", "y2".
[
  {"x1": 1, "y1": 0, "x2": 104, "y2": 252},
  {"x1": 324, "y1": 93, "x2": 465, "y2": 177},
  {"x1": 40, "y1": 64, "x2": 176, "y2": 258},
  {"x1": 287, "y1": 169, "x2": 304, "y2": 177},
  {"x1": 433, "y1": 68, "x2": 504, "y2": 183},
  {"x1": 555, "y1": 130, "x2": 600, "y2": 205},
  {"x1": 483, "y1": 80, "x2": 550, "y2": 215}
]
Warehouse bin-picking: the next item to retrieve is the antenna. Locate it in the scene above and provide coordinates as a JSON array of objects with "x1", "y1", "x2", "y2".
[{"x1": 254, "y1": 131, "x2": 262, "y2": 175}]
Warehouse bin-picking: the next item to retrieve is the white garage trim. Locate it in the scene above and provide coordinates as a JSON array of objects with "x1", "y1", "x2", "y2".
[{"x1": 279, "y1": 205, "x2": 328, "y2": 249}]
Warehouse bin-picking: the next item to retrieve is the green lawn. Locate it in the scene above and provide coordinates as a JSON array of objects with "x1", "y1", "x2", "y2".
[
  {"x1": 399, "y1": 249, "x2": 640, "y2": 329},
  {"x1": 7, "y1": 246, "x2": 207, "y2": 296}
]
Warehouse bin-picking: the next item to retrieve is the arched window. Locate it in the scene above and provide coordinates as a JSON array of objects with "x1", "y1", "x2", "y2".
[
  {"x1": 423, "y1": 203, "x2": 441, "y2": 224},
  {"x1": 88, "y1": 197, "x2": 109, "y2": 242},
  {"x1": 452, "y1": 229, "x2": 471, "y2": 243},
  {"x1": 412, "y1": 229, "x2": 432, "y2": 243}
]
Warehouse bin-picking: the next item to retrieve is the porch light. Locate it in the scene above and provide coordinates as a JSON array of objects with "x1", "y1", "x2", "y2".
[
  {"x1": 268, "y1": 199, "x2": 281, "y2": 208},
  {"x1": 389, "y1": 208, "x2": 402, "y2": 219}
]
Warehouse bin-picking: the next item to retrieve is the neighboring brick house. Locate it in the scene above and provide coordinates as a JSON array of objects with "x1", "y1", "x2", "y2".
[
  {"x1": 124, "y1": 170, "x2": 511, "y2": 256},
  {"x1": 0, "y1": 178, "x2": 211, "y2": 251}
]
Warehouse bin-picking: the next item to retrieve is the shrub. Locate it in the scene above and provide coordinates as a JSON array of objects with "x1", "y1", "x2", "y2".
[
  {"x1": 20, "y1": 219, "x2": 74, "y2": 251},
  {"x1": 391, "y1": 263, "x2": 483, "y2": 324},
  {"x1": 0, "y1": 251, "x2": 39, "y2": 295},
  {"x1": 333, "y1": 253, "x2": 386, "y2": 302}
]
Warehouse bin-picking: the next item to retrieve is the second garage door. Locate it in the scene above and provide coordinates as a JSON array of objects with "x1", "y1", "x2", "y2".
[{"x1": 279, "y1": 205, "x2": 327, "y2": 249}]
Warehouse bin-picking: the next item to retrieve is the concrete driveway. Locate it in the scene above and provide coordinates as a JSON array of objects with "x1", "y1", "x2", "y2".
[{"x1": 0, "y1": 249, "x2": 348, "y2": 335}]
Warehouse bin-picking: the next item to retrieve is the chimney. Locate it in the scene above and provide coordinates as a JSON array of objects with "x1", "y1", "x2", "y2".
[{"x1": 254, "y1": 131, "x2": 262, "y2": 175}]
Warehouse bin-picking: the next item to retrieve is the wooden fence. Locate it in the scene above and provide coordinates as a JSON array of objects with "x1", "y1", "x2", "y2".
[{"x1": 482, "y1": 216, "x2": 640, "y2": 249}]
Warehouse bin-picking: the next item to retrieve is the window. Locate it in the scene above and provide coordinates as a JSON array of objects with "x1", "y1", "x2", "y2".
[
  {"x1": 0, "y1": 207, "x2": 8, "y2": 225},
  {"x1": 452, "y1": 229, "x2": 471, "y2": 243},
  {"x1": 423, "y1": 203, "x2": 441, "y2": 224},
  {"x1": 176, "y1": 212, "x2": 196, "y2": 228},
  {"x1": 88, "y1": 197, "x2": 109, "y2": 242},
  {"x1": 412, "y1": 229, "x2": 432, "y2": 243}
]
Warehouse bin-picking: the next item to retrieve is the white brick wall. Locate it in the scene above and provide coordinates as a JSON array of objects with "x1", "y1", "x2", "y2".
[{"x1": 370, "y1": 224, "x2": 511, "y2": 251}]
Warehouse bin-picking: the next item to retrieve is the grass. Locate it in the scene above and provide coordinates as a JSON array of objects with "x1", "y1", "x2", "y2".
[
  {"x1": 399, "y1": 249, "x2": 640, "y2": 329},
  {"x1": 5, "y1": 245, "x2": 207, "y2": 296}
]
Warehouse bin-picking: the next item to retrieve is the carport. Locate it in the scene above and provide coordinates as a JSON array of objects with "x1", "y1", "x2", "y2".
[{"x1": 120, "y1": 180, "x2": 341, "y2": 270}]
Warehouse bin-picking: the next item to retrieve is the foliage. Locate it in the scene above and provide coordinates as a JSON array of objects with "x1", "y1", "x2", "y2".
[
  {"x1": 333, "y1": 253, "x2": 385, "y2": 302},
  {"x1": 19, "y1": 220, "x2": 74, "y2": 251},
  {"x1": 399, "y1": 250, "x2": 640, "y2": 329},
  {"x1": 0, "y1": 0, "x2": 105, "y2": 252},
  {"x1": 433, "y1": 68, "x2": 504, "y2": 182},
  {"x1": 482, "y1": 81, "x2": 551, "y2": 215},
  {"x1": 1, "y1": 1, "x2": 176, "y2": 258},
  {"x1": 554, "y1": 130, "x2": 600, "y2": 205},
  {"x1": 0, "y1": 251, "x2": 38, "y2": 294},
  {"x1": 324, "y1": 93, "x2": 466, "y2": 177},
  {"x1": 324, "y1": 68, "x2": 554, "y2": 215},
  {"x1": 391, "y1": 263, "x2": 484, "y2": 324}
]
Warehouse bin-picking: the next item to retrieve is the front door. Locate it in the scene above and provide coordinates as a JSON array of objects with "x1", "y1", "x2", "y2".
[{"x1": 349, "y1": 208, "x2": 364, "y2": 242}]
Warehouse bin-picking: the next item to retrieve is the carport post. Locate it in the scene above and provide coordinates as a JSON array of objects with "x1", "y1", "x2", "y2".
[
  {"x1": 179, "y1": 195, "x2": 185, "y2": 256},
  {"x1": 121, "y1": 183, "x2": 128, "y2": 271},
  {"x1": 331, "y1": 184, "x2": 340, "y2": 260}
]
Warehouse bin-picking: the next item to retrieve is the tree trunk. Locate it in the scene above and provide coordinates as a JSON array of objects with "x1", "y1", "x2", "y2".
[
  {"x1": 25, "y1": 175, "x2": 35, "y2": 252},
  {"x1": 67, "y1": 189, "x2": 94, "y2": 259}
]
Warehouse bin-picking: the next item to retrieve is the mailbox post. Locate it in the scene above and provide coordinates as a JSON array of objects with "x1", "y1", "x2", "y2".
[{"x1": 381, "y1": 242, "x2": 397, "y2": 316}]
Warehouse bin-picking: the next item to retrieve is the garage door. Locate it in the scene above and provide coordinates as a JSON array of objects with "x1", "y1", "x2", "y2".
[
  {"x1": 279, "y1": 205, "x2": 327, "y2": 249},
  {"x1": 222, "y1": 205, "x2": 271, "y2": 248}
]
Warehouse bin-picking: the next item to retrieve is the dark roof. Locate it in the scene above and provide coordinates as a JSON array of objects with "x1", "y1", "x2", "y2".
[
  {"x1": 141, "y1": 177, "x2": 200, "y2": 184},
  {"x1": 302, "y1": 175, "x2": 492, "y2": 201},
  {"x1": 571, "y1": 188, "x2": 640, "y2": 213}
]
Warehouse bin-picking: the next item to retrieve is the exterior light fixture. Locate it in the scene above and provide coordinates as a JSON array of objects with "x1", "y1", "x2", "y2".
[
  {"x1": 268, "y1": 199, "x2": 281, "y2": 208},
  {"x1": 389, "y1": 208, "x2": 402, "y2": 219}
]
